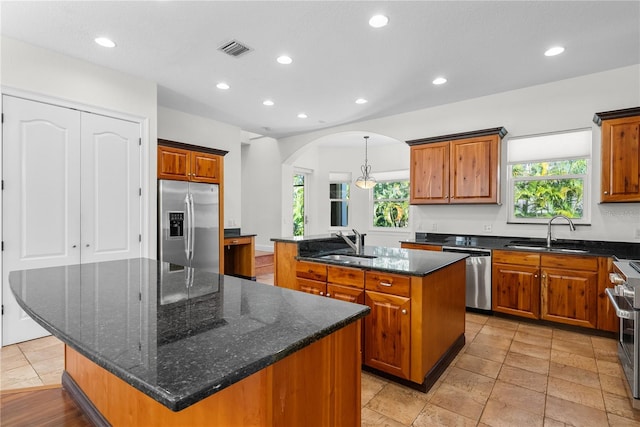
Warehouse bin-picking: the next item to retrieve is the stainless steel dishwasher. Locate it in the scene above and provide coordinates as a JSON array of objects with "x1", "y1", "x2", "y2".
[{"x1": 442, "y1": 246, "x2": 492, "y2": 312}]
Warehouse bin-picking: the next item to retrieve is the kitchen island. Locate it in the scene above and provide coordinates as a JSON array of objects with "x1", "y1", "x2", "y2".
[
  {"x1": 272, "y1": 235, "x2": 468, "y2": 392},
  {"x1": 9, "y1": 258, "x2": 369, "y2": 427}
]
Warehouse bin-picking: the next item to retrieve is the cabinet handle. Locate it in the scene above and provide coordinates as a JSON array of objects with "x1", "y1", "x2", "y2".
[
  {"x1": 231, "y1": 240, "x2": 239, "y2": 244},
  {"x1": 326, "y1": 293, "x2": 331, "y2": 297},
  {"x1": 379, "y1": 282, "x2": 392, "y2": 287},
  {"x1": 401, "y1": 309, "x2": 408, "y2": 315},
  {"x1": 604, "y1": 191, "x2": 609, "y2": 195},
  {"x1": 319, "y1": 291, "x2": 324, "y2": 296},
  {"x1": 86, "y1": 244, "x2": 90, "y2": 247},
  {"x1": 534, "y1": 274, "x2": 538, "y2": 278},
  {"x1": 72, "y1": 245, "x2": 77, "y2": 248}
]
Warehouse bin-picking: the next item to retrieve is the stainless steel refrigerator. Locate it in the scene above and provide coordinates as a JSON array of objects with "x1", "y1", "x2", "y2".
[{"x1": 158, "y1": 180, "x2": 220, "y2": 273}]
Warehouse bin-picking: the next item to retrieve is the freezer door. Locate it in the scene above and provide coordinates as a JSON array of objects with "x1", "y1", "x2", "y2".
[
  {"x1": 158, "y1": 180, "x2": 190, "y2": 267},
  {"x1": 189, "y1": 182, "x2": 220, "y2": 272}
]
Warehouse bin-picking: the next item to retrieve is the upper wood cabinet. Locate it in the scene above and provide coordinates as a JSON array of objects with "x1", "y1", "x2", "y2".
[
  {"x1": 407, "y1": 127, "x2": 506, "y2": 205},
  {"x1": 157, "y1": 139, "x2": 227, "y2": 184},
  {"x1": 594, "y1": 108, "x2": 640, "y2": 202}
]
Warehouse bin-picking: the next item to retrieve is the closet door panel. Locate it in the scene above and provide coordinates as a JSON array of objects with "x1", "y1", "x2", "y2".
[
  {"x1": 2, "y1": 95, "x2": 81, "y2": 344},
  {"x1": 80, "y1": 112, "x2": 141, "y2": 263}
]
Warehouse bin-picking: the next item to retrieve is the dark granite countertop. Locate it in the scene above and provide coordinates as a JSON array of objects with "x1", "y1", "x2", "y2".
[
  {"x1": 298, "y1": 245, "x2": 468, "y2": 276},
  {"x1": 404, "y1": 232, "x2": 640, "y2": 259},
  {"x1": 9, "y1": 258, "x2": 369, "y2": 411}
]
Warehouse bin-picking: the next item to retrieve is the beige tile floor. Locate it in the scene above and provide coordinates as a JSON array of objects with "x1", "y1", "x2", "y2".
[{"x1": 3, "y1": 300, "x2": 640, "y2": 426}]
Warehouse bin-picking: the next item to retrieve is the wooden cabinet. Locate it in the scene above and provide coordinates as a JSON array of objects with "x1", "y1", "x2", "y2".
[
  {"x1": 492, "y1": 250, "x2": 612, "y2": 330},
  {"x1": 224, "y1": 236, "x2": 255, "y2": 279},
  {"x1": 596, "y1": 111, "x2": 640, "y2": 202},
  {"x1": 327, "y1": 265, "x2": 364, "y2": 304},
  {"x1": 492, "y1": 250, "x2": 541, "y2": 320},
  {"x1": 540, "y1": 254, "x2": 598, "y2": 329},
  {"x1": 274, "y1": 242, "x2": 298, "y2": 290},
  {"x1": 158, "y1": 142, "x2": 223, "y2": 184},
  {"x1": 400, "y1": 242, "x2": 442, "y2": 251},
  {"x1": 364, "y1": 290, "x2": 411, "y2": 379},
  {"x1": 407, "y1": 128, "x2": 506, "y2": 205}
]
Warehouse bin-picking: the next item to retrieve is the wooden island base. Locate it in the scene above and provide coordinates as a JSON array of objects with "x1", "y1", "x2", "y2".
[{"x1": 63, "y1": 321, "x2": 361, "y2": 427}]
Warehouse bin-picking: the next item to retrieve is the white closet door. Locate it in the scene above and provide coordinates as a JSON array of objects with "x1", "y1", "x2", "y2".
[
  {"x1": 80, "y1": 112, "x2": 141, "y2": 263},
  {"x1": 2, "y1": 95, "x2": 81, "y2": 345}
]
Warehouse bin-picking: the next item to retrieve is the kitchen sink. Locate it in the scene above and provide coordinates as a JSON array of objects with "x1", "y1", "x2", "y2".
[
  {"x1": 505, "y1": 244, "x2": 588, "y2": 254},
  {"x1": 317, "y1": 254, "x2": 376, "y2": 265}
]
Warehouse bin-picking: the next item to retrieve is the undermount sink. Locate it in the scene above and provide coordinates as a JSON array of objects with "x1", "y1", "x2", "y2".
[
  {"x1": 317, "y1": 254, "x2": 376, "y2": 265},
  {"x1": 505, "y1": 244, "x2": 588, "y2": 254}
]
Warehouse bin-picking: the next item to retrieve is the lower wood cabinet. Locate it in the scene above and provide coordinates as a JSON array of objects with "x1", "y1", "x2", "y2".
[
  {"x1": 363, "y1": 290, "x2": 411, "y2": 380},
  {"x1": 492, "y1": 250, "x2": 607, "y2": 330},
  {"x1": 492, "y1": 250, "x2": 540, "y2": 320},
  {"x1": 400, "y1": 242, "x2": 442, "y2": 251},
  {"x1": 327, "y1": 283, "x2": 364, "y2": 304}
]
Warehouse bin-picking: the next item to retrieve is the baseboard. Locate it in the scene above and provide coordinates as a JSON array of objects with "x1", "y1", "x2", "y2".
[{"x1": 62, "y1": 371, "x2": 110, "y2": 427}]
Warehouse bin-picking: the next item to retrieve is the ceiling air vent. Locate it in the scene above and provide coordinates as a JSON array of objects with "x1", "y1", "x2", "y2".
[{"x1": 218, "y1": 40, "x2": 252, "y2": 57}]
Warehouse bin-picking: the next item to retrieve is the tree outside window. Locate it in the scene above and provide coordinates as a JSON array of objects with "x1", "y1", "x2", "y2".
[{"x1": 373, "y1": 180, "x2": 409, "y2": 228}]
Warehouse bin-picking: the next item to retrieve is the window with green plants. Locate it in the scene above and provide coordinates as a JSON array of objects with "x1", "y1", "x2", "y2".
[
  {"x1": 372, "y1": 180, "x2": 409, "y2": 228},
  {"x1": 292, "y1": 174, "x2": 305, "y2": 236},
  {"x1": 330, "y1": 182, "x2": 349, "y2": 227},
  {"x1": 507, "y1": 129, "x2": 591, "y2": 224}
]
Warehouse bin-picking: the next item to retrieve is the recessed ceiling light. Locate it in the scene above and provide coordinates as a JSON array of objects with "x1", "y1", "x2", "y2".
[
  {"x1": 544, "y1": 46, "x2": 565, "y2": 57},
  {"x1": 355, "y1": 98, "x2": 368, "y2": 104},
  {"x1": 297, "y1": 113, "x2": 308, "y2": 119},
  {"x1": 369, "y1": 15, "x2": 389, "y2": 28},
  {"x1": 277, "y1": 55, "x2": 293, "y2": 65},
  {"x1": 263, "y1": 100, "x2": 274, "y2": 106},
  {"x1": 94, "y1": 37, "x2": 116, "y2": 48},
  {"x1": 432, "y1": 77, "x2": 447, "y2": 85},
  {"x1": 216, "y1": 82, "x2": 230, "y2": 90}
]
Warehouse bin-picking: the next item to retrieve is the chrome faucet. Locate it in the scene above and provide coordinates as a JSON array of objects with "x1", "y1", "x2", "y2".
[
  {"x1": 334, "y1": 230, "x2": 364, "y2": 255},
  {"x1": 546, "y1": 215, "x2": 576, "y2": 248}
]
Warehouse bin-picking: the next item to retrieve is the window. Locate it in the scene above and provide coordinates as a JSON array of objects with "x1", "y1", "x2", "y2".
[
  {"x1": 507, "y1": 129, "x2": 591, "y2": 224},
  {"x1": 292, "y1": 173, "x2": 306, "y2": 236},
  {"x1": 329, "y1": 172, "x2": 350, "y2": 227},
  {"x1": 371, "y1": 171, "x2": 410, "y2": 228}
]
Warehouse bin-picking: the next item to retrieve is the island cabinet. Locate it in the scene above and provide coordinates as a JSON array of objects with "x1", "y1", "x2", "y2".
[
  {"x1": 594, "y1": 108, "x2": 640, "y2": 202},
  {"x1": 364, "y1": 272, "x2": 411, "y2": 379},
  {"x1": 492, "y1": 250, "x2": 614, "y2": 331},
  {"x1": 274, "y1": 242, "x2": 298, "y2": 290},
  {"x1": 223, "y1": 235, "x2": 255, "y2": 279},
  {"x1": 492, "y1": 250, "x2": 541, "y2": 320},
  {"x1": 296, "y1": 261, "x2": 365, "y2": 304},
  {"x1": 407, "y1": 127, "x2": 507, "y2": 205},
  {"x1": 158, "y1": 142, "x2": 222, "y2": 184}
]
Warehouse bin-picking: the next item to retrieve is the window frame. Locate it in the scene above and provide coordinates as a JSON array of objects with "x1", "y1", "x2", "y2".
[
  {"x1": 506, "y1": 129, "x2": 592, "y2": 225},
  {"x1": 329, "y1": 181, "x2": 350, "y2": 228},
  {"x1": 369, "y1": 171, "x2": 410, "y2": 231}
]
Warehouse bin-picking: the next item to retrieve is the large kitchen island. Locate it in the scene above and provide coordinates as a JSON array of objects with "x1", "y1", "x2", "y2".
[
  {"x1": 9, "y1": 258, "x2": 369, "y2": 427},
  {"x1": 272, "y1": 235, "x2": 468, "y2": 392}
]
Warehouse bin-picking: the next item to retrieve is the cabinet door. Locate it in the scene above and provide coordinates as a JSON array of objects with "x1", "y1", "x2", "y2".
[
  {"x1": 450, "y1": 135, "x2": 500, "y2": 203},
  {"x1": 541, "y1": 267, "x2": 597, "y2": 328},
  {"x1": 158, "y1": 145, "x2": 190, "y2": 181},
  {"x1": 364, "y1": 291, "x2": 411, "y2": 379},
  {"x1": 601, "y1": 116, "x2": 640, "y2": 202},
  {"x1": 410, "y1": 142, "x2": 449, "y2": 204},
  {"x1": 327, "y1": 283, "x2": 364, "y2": 304},
  {"x1": 191, "y1": 152, "x2": 221, "y2": 183},
  {"x1": 492, "y1": 263, "x2": 540, "y2": 319},
  {"x1": 297, "y1": 278, "x2": 326, "y2": 296}
]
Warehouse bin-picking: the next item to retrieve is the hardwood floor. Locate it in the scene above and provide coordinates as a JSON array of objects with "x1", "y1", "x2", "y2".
[{"x1": 1, "y1": 386, "x2": 91, "y2": 426}]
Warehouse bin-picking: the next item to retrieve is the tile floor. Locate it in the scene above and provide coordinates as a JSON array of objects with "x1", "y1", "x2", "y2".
[{"x1": 3, "y1": 287, "x2": 640, "y2": 426}]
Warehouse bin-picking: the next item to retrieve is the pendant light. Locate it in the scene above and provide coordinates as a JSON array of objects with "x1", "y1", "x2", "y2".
[{"x1": 355, "y1": 136, "x2": 377, "y2": 189}]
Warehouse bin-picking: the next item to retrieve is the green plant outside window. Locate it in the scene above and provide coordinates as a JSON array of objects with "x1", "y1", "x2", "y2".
[
  {"x1": 293, "y1": 174, "x2": 305, "y2": 236},
  {"x1": 373, "y1": 181, "x2": 409, "y2": 228},
  {"x1": 511, "y1": 159, "x2": 587, "y2": 219}
]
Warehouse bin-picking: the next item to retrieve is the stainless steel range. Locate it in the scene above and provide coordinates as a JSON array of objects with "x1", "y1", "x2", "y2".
[{"x1": 605, "y1": 259, "x2": 640, "y2": 407}]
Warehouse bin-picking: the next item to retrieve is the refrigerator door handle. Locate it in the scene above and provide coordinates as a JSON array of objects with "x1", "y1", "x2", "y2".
[
  {"x1": 184, "y1": 194, "x2": 192, "y2": 261},
  {"x1": 188, "y1": 193, "x2": 195, "y2": 260}
]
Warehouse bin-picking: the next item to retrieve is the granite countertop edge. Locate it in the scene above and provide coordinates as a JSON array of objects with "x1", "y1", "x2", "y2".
[{"x1": 12, "y1": 276, "x2": 369, "y2": 412}]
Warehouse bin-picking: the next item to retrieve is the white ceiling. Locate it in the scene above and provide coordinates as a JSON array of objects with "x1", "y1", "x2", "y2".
[{"x1": 1, "y1": 1, "x2": 639, "y2": 141}]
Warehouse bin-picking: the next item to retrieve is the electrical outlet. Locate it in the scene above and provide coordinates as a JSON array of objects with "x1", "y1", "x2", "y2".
[
  {"x1": 432, "y1": 223, "x2": 438, "y2": 231},
  {"x1": 483, "y1": 224, "x2": 492, "y2": 232}
]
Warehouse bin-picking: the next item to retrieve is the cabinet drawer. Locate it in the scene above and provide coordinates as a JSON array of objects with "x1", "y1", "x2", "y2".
[
  {"x1": 365, "y1": 271, "x2": 410, "y2": 297},
  {"x1": 296, "y1": 261, "x2": 327, "y2": 281},
  {"x1": 493, "y1": 250, "x2": 540, "y2": 266},
  {"x1": 327, "y1": 266, "x2": 364, "y2": 288},
  {"x1": 541, "y1": 254, "x2": 597, "y2": 271},
  {"x1": 224, "y1": 236, "x2": 252, "y2": 246},
  {"x1": 401, "y1": 243, "x2": 442, "y2": 251},
  {"x1": 296, "y1": 278, "x2": 326, "y2": 296}
]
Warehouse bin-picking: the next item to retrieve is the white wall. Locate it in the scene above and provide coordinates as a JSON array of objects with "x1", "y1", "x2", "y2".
[
  {"x1": 157, "y1": 107, "x2": 242, "y2": 229},
  {"x1": 242, "y1": 65, "x2": 640, "y2": 248}
]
